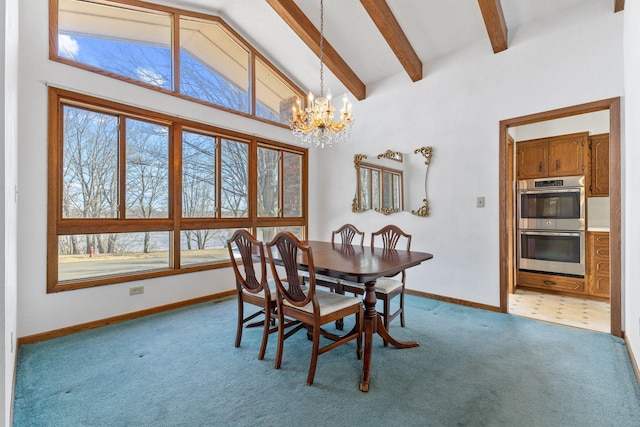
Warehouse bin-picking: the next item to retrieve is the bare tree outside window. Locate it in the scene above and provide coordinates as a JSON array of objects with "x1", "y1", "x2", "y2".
[
  {"x1": 61, "y1": 106, "x2": 119, "y2": 255},
  {"x1": 258, "y1": 147, "x2": 280, "y2": 217},
  {"x1": 220, "y1": 139, "x2": 249, "y2": 217},
  {"x1": 182, "y1": 131, "x2": 217, "y2": 250},
  {"x1": 125, "y1": 119, "x2": 169, "y2": 253}
]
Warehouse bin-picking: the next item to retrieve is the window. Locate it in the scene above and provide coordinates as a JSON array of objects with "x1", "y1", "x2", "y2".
[
  {"x1": 57, "y1": 0, "x2": 172, "y2": 90},
  {"x1": 179, "y1": 17, "x2": 250, "y2": 113},
  {"x1": 52, "y1": 0, "x2": 304, "y2": 126},
  {"x1": 49, "y1": 88, "x2": 307, "y2": 292}
]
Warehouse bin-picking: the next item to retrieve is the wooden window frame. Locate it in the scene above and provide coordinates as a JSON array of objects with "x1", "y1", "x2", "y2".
[
  {"x1": 48, "y1": 87, "x2": 308, "y2": 292},
  {"x1": 49, "y1": 0, "x2": 305, "y2": 128}
]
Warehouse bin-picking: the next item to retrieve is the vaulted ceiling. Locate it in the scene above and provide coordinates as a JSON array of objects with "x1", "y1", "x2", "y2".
[{"x1": 170, "y1": 0, "x2": 625, "y2": 101}]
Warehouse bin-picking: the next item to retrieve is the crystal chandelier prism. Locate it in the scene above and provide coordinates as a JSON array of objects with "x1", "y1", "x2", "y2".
[{"x1": 290, "y1": 0, "x2": 353, "y2": 148}]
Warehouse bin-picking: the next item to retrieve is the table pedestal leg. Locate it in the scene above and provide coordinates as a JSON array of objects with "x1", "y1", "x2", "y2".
[{"x1": 359, "y1": 279, "x2": 419, "y2": 392}]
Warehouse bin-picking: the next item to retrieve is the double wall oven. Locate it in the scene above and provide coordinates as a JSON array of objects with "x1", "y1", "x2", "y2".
[{"x1": 517, "y1": 175, "x2": 585, "y2": 277}]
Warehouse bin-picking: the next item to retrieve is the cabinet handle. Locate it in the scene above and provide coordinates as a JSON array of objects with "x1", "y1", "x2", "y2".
[
  {"x1": 543, "y1": 280, "x2": 556, "y2": 285},
  {"x1": 538, "y1": 162, "x2": 542, "y2": 172},
  {"x1": 556, "y1": 159, "x2": 560, "y2": 170}
]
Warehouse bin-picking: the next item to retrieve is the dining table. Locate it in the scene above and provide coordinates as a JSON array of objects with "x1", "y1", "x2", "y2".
[{"x1": 271, "y1": 240, "x2": 434, "y2": 392}]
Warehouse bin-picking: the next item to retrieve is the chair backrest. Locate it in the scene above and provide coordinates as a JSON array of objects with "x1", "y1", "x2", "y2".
[
  {"x1": 331, "y1": 223, "x2": 365, "y2": 246},
  {"x1": 371, "y1": 225, "x2": 411, "y2": 251},
  {"x1": 227, "y1": 229, "x2": 268, "y2": 295},
  {"x1": 267, "y1": 232, "x2": 316, "y2": 308}
]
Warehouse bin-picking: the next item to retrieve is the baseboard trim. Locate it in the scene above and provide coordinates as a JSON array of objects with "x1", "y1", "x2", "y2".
[
  {"x1": 406, "y1": 289, "x2": 501, "y2": 312},
  {"x1": 17, "y1": 290, "x2": 236, "y2": 346},
  {"x1": 623, "y1": 332, "x2": 640, "y2": 388}
]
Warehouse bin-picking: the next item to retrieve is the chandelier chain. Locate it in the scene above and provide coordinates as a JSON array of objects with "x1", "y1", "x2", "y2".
[
  {"x1": 288, "y1": 0, "x2": 353, "y2": 148},
  {"x1": 319, "y1": 0, "x2": 324, "y2": 98}
]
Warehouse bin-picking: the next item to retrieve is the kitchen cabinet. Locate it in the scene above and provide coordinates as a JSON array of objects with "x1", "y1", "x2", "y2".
[
  {"x1": 588, "y1": 232, "x2": 610, "y2": 298},
  {"x1": 516, "y1": 140, "x2": 548, "y2": 179},
  {"x1": 517, "y1": 132, "x2": 587, "y2": 180},
  {"x1": 517, "y1": 270, "x2": 585, "y2": 295},
  {"x1": 589, "y1": 133, "x2": 609, "y2": 196}
]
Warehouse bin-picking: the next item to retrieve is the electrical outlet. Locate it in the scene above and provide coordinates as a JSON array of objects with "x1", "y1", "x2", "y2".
[
  {"x1": 477, "y1": 196, "x2": 485, "y2": 208},
  {"x1": 130, "y1": 286, "x2": 144, "y2": 295}
]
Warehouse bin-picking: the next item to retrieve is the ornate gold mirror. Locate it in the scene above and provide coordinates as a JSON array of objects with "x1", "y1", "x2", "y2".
[{"x1": 352, "y1": 147, "x2": 432, "y2": 216}]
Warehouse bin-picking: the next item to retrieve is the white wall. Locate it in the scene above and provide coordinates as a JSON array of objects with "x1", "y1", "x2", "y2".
[
  {"x1": 16, "y1": 0, "x2": 295, "y2": 338},
  {"x1": 1, "y1": 0, "x2": 19, "y2": 424},
  {"x1": 623, "y1": 2, "x2": 640, "y2": 369},
  {"x1": 308, "y1": 2, "x2": 624, "y2": 307},
  {"x1": 510, "y1": 110, "x2": 610, "y2": 141}
]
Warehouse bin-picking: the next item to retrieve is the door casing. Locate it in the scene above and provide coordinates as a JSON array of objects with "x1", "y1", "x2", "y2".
[{"x1": 499, "y1": 98, "x2": 621, "y2": 337}]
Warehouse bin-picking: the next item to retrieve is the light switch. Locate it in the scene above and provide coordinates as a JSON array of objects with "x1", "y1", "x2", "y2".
[{"x1": 477, "y1": 196, "x2": 485, "y2": 208}]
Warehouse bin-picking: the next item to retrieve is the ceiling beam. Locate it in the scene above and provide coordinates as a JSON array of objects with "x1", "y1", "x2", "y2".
[
  {"x1": 266, "y1": 0, "x2": 366, "y2": 100},
  {"x1": 477, "y1": 0, "x2": 508, "y2": 54},
  {"x1": 614, "y1": 0, "x2": 625, "y2": 12},
  {"x1": 359, "y1": 0, "x2": 422, "y2": 82}
]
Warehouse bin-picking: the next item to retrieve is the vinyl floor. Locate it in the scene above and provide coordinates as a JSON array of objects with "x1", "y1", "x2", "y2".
[{"x1": 508, "y1": 288, "x2": 610, "y2": 333}]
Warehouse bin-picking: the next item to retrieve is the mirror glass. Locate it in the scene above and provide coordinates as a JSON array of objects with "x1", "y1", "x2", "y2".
[{"x1": 353, "y1": 147, "x2": 432, "y2": 216}]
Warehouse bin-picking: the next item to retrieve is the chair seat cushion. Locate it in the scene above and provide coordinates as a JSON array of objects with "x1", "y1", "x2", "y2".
[
  {"x1": 373, "y1": 277, "x2": 403, "y2": 294},
  {"x1": 284, "y1": 290, "x2": 360, "y2": 316},
  {"x1": 341, "y1": 278, "x2": 402, "y2": 294},
  {"x1": 241, "y1": 279, "x2": 277, "y2": 301}
]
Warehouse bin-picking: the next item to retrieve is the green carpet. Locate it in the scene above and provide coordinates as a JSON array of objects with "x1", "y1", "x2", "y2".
[{"x1": 13, "y1": 295, "x2": 640, "y2": 426}]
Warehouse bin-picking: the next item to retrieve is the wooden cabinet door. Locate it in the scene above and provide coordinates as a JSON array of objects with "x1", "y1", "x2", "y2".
[
  {"x1": 588, "y1": 232, "x2": 610, "y2": 299},
  {"x1": 589, "y1": 134, "x2": 609, "y2": 196},
  {"x1": 548, "y1": 133, "x2": 586, "y2": 177},
  {"x1": 517, "y1": 141, "x2": 548, "y2": 179}
]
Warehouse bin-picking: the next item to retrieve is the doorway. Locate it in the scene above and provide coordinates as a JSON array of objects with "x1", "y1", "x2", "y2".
[{"x1": 499, "y1": 98, "x2": 621, "y2": 337}]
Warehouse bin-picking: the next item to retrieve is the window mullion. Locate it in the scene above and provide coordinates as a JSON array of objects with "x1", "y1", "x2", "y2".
[
  {"x1": 172, "y1": 124, "x2": 182, "y2": 269},
  {"x1": 172, "y1": 12, "x2": 180, "y2": 94},
  {"x1": 216, "y1": 136, "x2": 222, "y2": 219},
  {"x1": 249, "y1": 51, "x2": 256, "y2": 116},
  {"x1": 119, "y1": 115, "x2": 127, "y2": 220},
  {"x1": 278, "y1": 150, "x2": 283, "y2": 218}
]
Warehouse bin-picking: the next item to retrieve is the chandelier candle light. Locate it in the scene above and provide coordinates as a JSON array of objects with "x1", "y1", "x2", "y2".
[{"x1": 290, "y1": 0, "x2": 353, "y2": 148}]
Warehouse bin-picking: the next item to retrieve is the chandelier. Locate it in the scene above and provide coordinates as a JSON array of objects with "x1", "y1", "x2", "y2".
[{"x1": 290, "y1": 0, "x2": 353, "y2": 148}]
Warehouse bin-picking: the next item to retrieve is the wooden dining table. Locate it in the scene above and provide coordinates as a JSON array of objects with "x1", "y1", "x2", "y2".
[{"x1": 271, "y1": 240, "x2": 434, "y2": 392}]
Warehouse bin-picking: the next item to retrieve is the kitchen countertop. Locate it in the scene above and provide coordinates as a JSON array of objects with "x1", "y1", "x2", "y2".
[{"x1": 588, "y1": 227, "x2": 610, "y2": 232}]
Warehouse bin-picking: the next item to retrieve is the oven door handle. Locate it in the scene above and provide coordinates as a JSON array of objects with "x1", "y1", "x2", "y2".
[
  {"x1": 519, "y1": 188, "x2": 582, "y2": 195},
  {"x1": 519, "y1": 230, "x2": 582, "y2": 237}
]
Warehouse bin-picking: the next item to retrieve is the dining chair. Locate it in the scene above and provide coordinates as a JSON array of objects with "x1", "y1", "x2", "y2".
[
  {"x1": 302, "y1": 224, "x2": 364, "y2": 296},
  {"x1": 370, "y1": 225, "x2": 412, "y2": 338},
  {"x1": 267, "y1": 231, "x2": 363, "y2": 386},
  {"x1": 326, "y1": 224, "x2": 366, "y2": 330},
  {"x1": 331, "y1": 223, "x2": 365, "y2": 246},
  {"x1": 227, "y1": 229, "x2": 283, "y2": 360}
]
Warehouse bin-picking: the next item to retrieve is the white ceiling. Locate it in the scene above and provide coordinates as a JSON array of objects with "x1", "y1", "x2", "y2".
[{"x1": 160, "y1": 0, "x2": 599, "y2": 98}]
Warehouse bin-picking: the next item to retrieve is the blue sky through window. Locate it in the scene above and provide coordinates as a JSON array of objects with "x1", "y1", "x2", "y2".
[{"x1": 58, "y1": 33, "x2": 280, "y2": 121}]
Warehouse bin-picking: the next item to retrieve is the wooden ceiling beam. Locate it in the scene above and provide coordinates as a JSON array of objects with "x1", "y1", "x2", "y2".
[
  {"x1": 266, "y1": 0, "x2": 366, "y2": 100},
  {"x1": 360, "y1": 0, "x2": 422, "y2": 82},
  {"x1": 614, "y1": 0, "x2": 625, "y2": 13},
  {"x1": 477, "y1": 0, "x2": 508, "y2": 54}
]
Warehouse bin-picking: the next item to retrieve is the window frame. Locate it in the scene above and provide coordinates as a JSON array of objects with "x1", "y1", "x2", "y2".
[
  {"x1": 48, "y1": 87, "x2": 308, "y2": 292},
  {"x1": 50, "y1": 0, "x2": 306, "y2": 128}
]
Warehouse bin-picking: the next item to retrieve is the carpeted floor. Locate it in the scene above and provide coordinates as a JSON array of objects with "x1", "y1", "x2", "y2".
[{"x1": 13, "y1": 295, "x2": 640, "y2": 426}]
